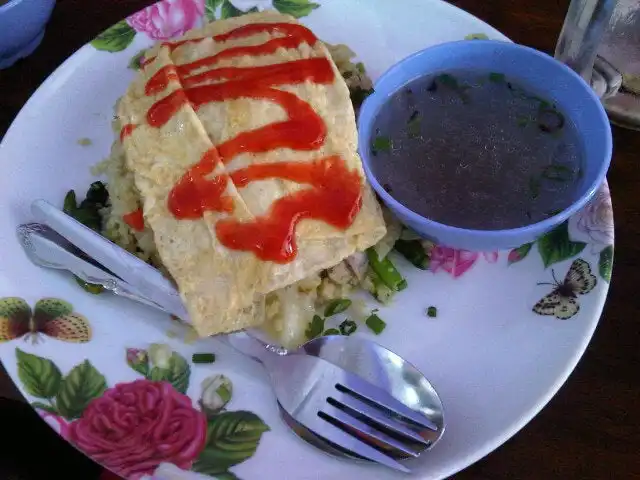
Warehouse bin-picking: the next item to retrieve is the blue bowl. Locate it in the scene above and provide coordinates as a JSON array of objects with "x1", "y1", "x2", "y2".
[
  {"x1": 358, "y1": 40, "x2": 612, "y2": 251},
  {"x1": 0, "y1": 0, "x2": 56, "y2": 69}
]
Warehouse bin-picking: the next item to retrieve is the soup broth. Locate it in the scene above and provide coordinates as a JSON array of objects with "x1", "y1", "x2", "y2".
[{"x1": 369, "y1": 70, "x2": 584, "y2": 230}]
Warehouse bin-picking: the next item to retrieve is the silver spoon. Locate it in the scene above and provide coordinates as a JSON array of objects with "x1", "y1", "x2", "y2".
[{"x1": 242, "y1": 330, "x2": 445, "y2": 465}]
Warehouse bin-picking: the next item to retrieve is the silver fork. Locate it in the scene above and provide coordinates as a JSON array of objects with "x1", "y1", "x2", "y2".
[{"x1": 225, "y1": 332, "x2": 438, "y2": 473}]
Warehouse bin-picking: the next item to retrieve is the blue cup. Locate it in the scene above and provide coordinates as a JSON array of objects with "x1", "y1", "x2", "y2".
[
  {"x1": 0, "y1": 0, "x2": 56, "y2": 69},
  {"x1": 358, "y1": 40, "x2": 612, "y2": 251}
]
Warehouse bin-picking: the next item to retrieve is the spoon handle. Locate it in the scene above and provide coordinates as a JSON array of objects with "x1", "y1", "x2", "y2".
[{"x1": 223, "y1": 331, "x2": 289, "y2": 367}]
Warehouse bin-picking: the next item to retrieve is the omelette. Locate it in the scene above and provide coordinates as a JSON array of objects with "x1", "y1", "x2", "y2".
[{"x1": 115, "y1": 11, "x2": 386, "y2": 339}]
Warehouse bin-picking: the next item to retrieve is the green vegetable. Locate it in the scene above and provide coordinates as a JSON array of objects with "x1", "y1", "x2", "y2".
[
  {"x1": 339, "y1": 319, "x2": 357, "y2": 336},
  {"x1": 63, "y1": 181, "x2": 110, "y2": 233},
  {"x1": 324, "y1": 299, "x2": 352, "y2": 317},
  {"x1": 323, "y1": 328, "x2": 340, "y2": 336},
  {"x1": 436, "y1": 73, "x2": 470, "y2": 103},
  {"x1": 537, "y1": 106, "x2": 565, "y2": 133},
  {"x1": 465, "y1": 33, "x2": 489, "y2": 40},
  {"x1": 489, "y1": 72, "x2": 506, "y2": 83},
  {"x1": 356, "y1": 62, "x2": 365, "y2": 74},
  {"x1": 63, "y1": 191, "x2": 77, "y2": 215},
  {"x1": 436, "y1": 73, "x2": 459, "y2": 89},
  {"x1": 426, "y1": 306, "x2": 438, "y2": 318},
  {"x1": 407, "y1": 110, "x2": 421, "y2": 138},
  {"x1": 397, "y1": 279, "x2": 408, "y2": 291},
  {"x1": 529, "y1": 176, "x2": 541, "y2": 199},
  {"x1": 365, "y1": 314, "x2": 386, "y2": 335},
  {"x1": 350, "y1": 86, "x2": 374, "y2": 110},
  {"x1": 305, "y1": 315, "x2": 325, "y2": 340},
  {"x1": 372, "y1": 136, "x2": 392, "y2": 154},
  {"x1": 394, "y1": 239, "x2": 429, "y2": 269},
  {"x1": 542, "y1": 164, "x2": 573, "y2": 182},
  {"x1": 363, "y1": 270, "x2": 395, "y2": 304},
  {"x1": 83, "y1": 181, "x2": 109, "y2": 207},
  {"x1": 74, "y1": 276, "x2": 105, "y2": 294},
  {"x1": 192, "y1": 353, "x2": 216, "y2": 364},
  {"x1": 64, "y1": 183, "x2": 111, "y2": 295},
  {"x1": 366, "y1": 248, "x2": 406, "y2": 291}
]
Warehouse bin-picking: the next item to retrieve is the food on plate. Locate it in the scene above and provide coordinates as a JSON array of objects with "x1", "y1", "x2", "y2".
[{"x1": 64, "y1": 10, "x2": 433, "y2": 347}]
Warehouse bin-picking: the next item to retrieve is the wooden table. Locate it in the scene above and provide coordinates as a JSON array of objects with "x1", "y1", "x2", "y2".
[{"x1": 0, "y1": 1, "x2": 638, "y2": 478}]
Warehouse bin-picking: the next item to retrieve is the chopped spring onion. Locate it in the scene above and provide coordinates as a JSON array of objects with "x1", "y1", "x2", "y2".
[
  {"x1": 324, "y1": 299, "x2": 352, "y2": 317},
  {"x1": 426, "y1": 306, "x2": 438, "y2": 318},
  {"x1": 437, "y1": 73, "x2": 459, "y2": 89},
  {"x1": 192, "y1": 353, "x2": 216, "y2": 364},
  {"x1": 372, "y1": 136, "x2": 392, "y2": 154},
  {"x1": 366, "y1": 248, "x2": 407, "y2": 291},
  {"x1": 541, "y1": 164, "x2": 573, "y2": 182},
  {"x1": 537, "y1": 106, "x2": 565, "y2": 133},
  {"x1": 408, "y1": 110, "x2": 421, "y2": 138},
  {"x1": 394, "y1": 239, "x2": 429, "y2": 270},
  {"x1": 489, "y1": 72, "x2": 506, "y2": 83},
  {"x1": 465, "y1": 33, "x2": 489, "y2": 40},
  {"x1": 529, "y1": 176, "x2": 541, "y2": 199},
  {"x1": 365, "y1": 314, "x2": 386, "y2": 335},
  {"x1": 339, "y1": 319, "x2": 357, "y2": 336},
  {"x1": 323, "y1": 328, "x2": 340, "y2": 336}
]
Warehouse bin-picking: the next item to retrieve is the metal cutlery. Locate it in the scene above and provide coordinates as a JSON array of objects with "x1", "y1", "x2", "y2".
[
  {"x1": 18, "y1": 199, "x2": 445, "y2": 472},
  {"x1": 30, "y1": 199, "x2": 189, "y2": 320},
  {"x1": 225, "y1": 332, "x2": 439, "y2": 473}
]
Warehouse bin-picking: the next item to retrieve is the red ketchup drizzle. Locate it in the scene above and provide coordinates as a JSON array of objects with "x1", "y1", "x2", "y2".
[
  {"x1": 119, "y1": 123, "x2": 137, "y2": 142},
  {"x1": 143, "y1": 22, "x2": 362, "y2": 263},
  {"x1": 123, "y1": 208, "x2": 145, "y2": 231}
]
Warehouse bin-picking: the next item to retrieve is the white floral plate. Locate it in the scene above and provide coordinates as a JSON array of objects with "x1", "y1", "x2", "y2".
[{"x1": 0, "y1": 0, "x2": 614, "y2": 479}]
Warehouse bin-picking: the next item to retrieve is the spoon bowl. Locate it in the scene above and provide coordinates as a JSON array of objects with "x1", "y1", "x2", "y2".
[{"x1": 286, "y1": 334, "x2": 445, "y2": 463}]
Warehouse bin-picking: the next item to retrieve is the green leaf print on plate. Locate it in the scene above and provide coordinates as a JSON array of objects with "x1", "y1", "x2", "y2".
[
  {"x1": 15, "y1": 348, "x2": 62, "y2": 399},
  {"x1": 55, "y1": 360, "x2": 108, "y2": 420},
  {"x1": 508, "y1": 242, "x2": 533, "y2": 265},
  {"x1": 91, "y1": 20, "x2": 136, "y2": 53},
  {"x1": 193, "y1": 410, "x2": 270, "y2": 475},
  {"x1": 220, "y1": 0, "x2": 257, "y2": 19},
  {"x1": 205, "y1": 0, "x2": 224, "y2": 21},
  {"x1": 537, "y1": 221, "x2": 586, "y2": 268},
  {"x1": 273, "y1": 0, "x2": 321, "y2": 18},
  {"x1": 598, "y1": 245, "x2": 613, "y2": 282},
  {"x1": 14, "y1": 344, "x2": 269, "y2": 478}
]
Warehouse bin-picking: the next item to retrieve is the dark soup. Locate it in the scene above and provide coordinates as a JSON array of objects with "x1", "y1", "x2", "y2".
[{"x1": 368, "y1": 70, "x2": 584, "y2": 230}]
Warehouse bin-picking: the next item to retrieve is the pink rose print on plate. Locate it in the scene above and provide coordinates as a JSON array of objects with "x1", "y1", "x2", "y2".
[
  {"x1": 66, "y1": 379, "x2": 207, "y2": 480},
  {"x1": 569, "y1": 182, "x2": 614, "y2": 252},
  {"x1": 127, "y1": 0, "x2": 205, "y2": 40},
  {"x1": 430, "y1": 245, "x2": 499, "y2": 278}
]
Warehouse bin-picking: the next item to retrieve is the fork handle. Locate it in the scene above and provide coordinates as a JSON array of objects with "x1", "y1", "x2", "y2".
[{"x1": 223, "y1": 331, "x2": 288, "y2": 367}]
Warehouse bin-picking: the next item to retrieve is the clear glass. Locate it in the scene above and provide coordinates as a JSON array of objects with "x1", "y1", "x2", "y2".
[{"x1": 555, "y1": 0, "x2": 640, "y2": 129}]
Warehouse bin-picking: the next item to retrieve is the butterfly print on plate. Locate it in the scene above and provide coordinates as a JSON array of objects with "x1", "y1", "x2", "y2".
[
  {"x1": 0, "y1": 297, "x2": 91, "y2": 343},
  {"x1": 533, "y1": 258, "x2": 597, "y2": 320}
]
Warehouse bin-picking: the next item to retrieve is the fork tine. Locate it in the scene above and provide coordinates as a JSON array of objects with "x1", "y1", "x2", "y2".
[
  {"x1": 322, "y1": 403, "x2": 425, "y2": 458},
  {"x1": 338, "y1": 374, "x2": 438, "y2": 431},
  {"x1": 308, "y1": 414, "x2": 411, "y2": 473},
  {"x1": 328, "y1": 394, "x2": 430, "y2": 445}
]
